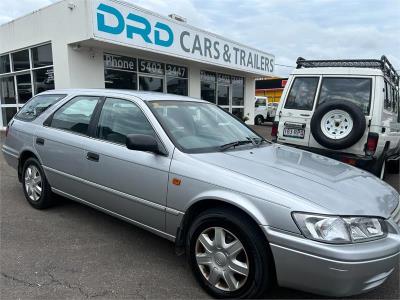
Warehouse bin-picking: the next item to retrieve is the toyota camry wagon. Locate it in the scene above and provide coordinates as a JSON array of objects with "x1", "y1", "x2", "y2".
[{"x1": 2, "y1": 89, "x2": 400, "y2": 298}]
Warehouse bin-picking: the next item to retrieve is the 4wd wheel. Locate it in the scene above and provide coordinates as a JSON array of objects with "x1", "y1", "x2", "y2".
[
  {"x1": 187, "y1": 208, "x2": 273, "y2": 298},
  {"x1": 254, "y1": 115, "x2": 264, "y2": 125},
  {"x1": 22, "y1": 158, "x2": 54, "y2": 209},
  {"x1": 311, "y1": 101, "x2": 366, "y2": 150}
]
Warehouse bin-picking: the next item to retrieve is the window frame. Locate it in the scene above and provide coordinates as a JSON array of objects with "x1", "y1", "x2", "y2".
[
  {"x1": 316, "y1": 76, "x2": 373, "y2": 115},
  {"x1": 89, "y1": 97, "x2": 168, "y2": 153},
  {"x1": 45, "y1": 95, "x2": 104, "y2": 137},
  {"x1": 14, "y1": 93, "x2": 66, "y2": 122},
  {"x1": 283, "y1": 76, "x2": 320, "y2": 111}
]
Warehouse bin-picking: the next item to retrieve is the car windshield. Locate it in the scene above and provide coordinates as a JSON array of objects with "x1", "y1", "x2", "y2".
[{"x1": 149, "y1": 101, "x2": 265, "y2": 153}]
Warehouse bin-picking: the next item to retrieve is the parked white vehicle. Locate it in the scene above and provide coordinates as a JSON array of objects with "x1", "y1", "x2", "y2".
[
  {"x1": 272, "y1": 56, "x2": 400, "y2": 179},
  {"x1": 254, "y1": 97, "x2": 277, "y2": 125}
]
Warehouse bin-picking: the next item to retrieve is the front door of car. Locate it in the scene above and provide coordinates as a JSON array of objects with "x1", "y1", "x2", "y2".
[
  {"x1": 277, "y1": 76, "x2": 321, "y2": 147},
  {"x1": 35, "y1": 95, "x2": 102, "y2": 199},
  {"x1": 82, "y1": 97, "x2": 171, "y2": 231}
]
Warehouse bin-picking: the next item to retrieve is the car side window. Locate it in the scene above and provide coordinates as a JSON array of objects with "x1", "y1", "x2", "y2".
[
  {"x1": 16, "y1": 94, "x2": 66, "y2": 121},
  {"x1": 284, "y1": 77, "x2": 319, "y2": 111},
  {"x1": 97, "y1": 98, "x2": 156, "y2": 145},
  {"x1": 50, "y1": 96, "x2": 100, "y2": 135},
  {"x1": 255, "y1": 99, "x2": 266, "y2": 107}
]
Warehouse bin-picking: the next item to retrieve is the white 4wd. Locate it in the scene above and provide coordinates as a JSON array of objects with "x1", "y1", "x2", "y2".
[
  {"x1": 254, "y1": 96, "x2": 278, "y2": 125},
  {"x1": 273, "y1": 56, "x2": 400, "y2": 179}
]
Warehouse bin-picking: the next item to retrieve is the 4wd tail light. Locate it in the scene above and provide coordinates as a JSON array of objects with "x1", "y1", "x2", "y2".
[
  {"x1": 271, "y1": 122, "x2": 278, "y2": 137},
  {"x1": 366, "y1": 133, "x2": 379, "y2": 155}
]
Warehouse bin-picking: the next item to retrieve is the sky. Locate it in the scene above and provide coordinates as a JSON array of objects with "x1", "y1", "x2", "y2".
[{"x1": 1, "y1": 0, "x2": 399, "y2": 77}]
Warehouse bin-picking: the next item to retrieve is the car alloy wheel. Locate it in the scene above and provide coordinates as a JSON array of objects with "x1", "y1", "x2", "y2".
[
  {"x1": 195, "y1": 226, "x2": 249, "y2": 292},
  {"x1": 24, "y1": 165, "x2": 42, "y2": 201}
]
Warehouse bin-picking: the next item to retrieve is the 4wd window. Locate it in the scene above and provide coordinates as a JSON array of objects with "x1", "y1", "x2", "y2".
[
  {"x1": 97, "y1": 98, "x2": 155, "y2": 145},
  {"x1": 16, "y1": 94, "x2": 65, "y2": 121},
  {"x1": 284, "y1": 77, "x2": 319, "y2": 110},
  {"x1": 50, "y1": 96, "x2": 100, "y2": 135},
  {"x1": 318, "y1": 78, "x2": 371, "y2": 115}
]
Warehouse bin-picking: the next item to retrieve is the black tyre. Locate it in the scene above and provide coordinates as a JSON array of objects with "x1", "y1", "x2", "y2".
[
  {"x1": 254, "y1": 115, "x2": 264, "y2": 125},
  {"x1": 310, "y1": 100, "x2": 366, "y2": 150},
  {"x1": 387, "y1": 158, "x2": 399, "y2": 174},
  {"x1": 187, "y1": 208, "x2": 273, "y2": 299},
  {"x1": 370, "y1": 155, "x2": 386, "y2": 180},
  {"x1": 22, "y1": 157, "x2": 54, "y2": 209}
]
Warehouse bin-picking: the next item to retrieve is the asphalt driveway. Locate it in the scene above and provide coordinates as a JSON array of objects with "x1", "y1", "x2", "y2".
[{"x1": 1, "y1": 131, "x2": 399, "y2": 299}]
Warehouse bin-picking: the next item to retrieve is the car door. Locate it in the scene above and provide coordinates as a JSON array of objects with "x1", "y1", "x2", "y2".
[
  {"x1": 277, "y1": 76, "x2": 321, "y2": 146},
  {"x1": 81, "y1": 97, "x2": 171, "y2": 231},
  {"x1": 35, "y1": 95, "x2": 102, "y2": 199}
]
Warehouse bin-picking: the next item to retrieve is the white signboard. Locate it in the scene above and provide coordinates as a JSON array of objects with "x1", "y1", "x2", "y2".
[{"x1": 92, "y1": 0, "x2": 274, "y2": 76}]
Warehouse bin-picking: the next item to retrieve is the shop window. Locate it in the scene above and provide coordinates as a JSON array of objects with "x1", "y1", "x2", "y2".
[
  {"x1": 166, "y1": 64, "x2": 188, "y2": 96},
  {"x1": 32, "y1": 44, "x2": 53, "y2": 68},
  {"x1": 167, "y1": 77, "x2": 188, "y2": 96},
  {"x1": 105, "y1": 69, "x2": 137, "y2": 90},
  {"x1": 33, "y1": 67, "x2": 54, "y2": 94},
  {"x1": 232, "y1": 76, "x2": 244, "y2": 106},
  {"x1": 139, "y1": 76, "x2": 163, "y2": 92},
  {"x1": 0, "y1": 54, "x2": 10, "y2": 74},
  {"x1": 16, "y1": 73, "x2": 32, "y2": 103},
  {"x1": 51, "y1": 96, "x2": 100, "y2": 135},
  {"x1": 217, "y1": 85, "x2": 229, "y2": 106},
  {"x1": 232, "y1": 108, "x2": 244, "y2": 119},
  {"x1": 200, "y1": 71, "x2": 216, "y2": 103},
  {"x1": 2, "y1": 106, "x2": 17, "y2": 126},
  {"x1": 0, "y1": 76, "x2": 16, "y2": 104},
  {"x1": 12, "y1": 49, "x2": 30, "y2": 71}
]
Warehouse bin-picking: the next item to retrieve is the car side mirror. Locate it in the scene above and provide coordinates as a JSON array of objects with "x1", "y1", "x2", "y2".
[{"x1": 126, "y1": 134, "x2": 162, "y2": 154}]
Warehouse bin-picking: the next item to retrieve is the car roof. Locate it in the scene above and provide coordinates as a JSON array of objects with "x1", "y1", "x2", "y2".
[{"x1": 40, "y1": 89, "x2": 207, "y2": 103}]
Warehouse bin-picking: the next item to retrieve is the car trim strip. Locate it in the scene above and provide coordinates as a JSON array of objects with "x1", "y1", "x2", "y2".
[
  {"x1": 51, "y1": 187, "x2": 176, "y2": 241},
  {"x1": 1, "y1": 146, "x2": 19, "y2": 159},
  {"x1": 43, "y1": 165, "x2": 185, "y2": 216},
  {"x1": 270, "y1": 243, "x2": 400, "y2": 265}
]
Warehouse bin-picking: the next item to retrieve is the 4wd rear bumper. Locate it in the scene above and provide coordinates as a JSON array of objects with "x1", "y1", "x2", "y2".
[{"x1": 262, "y1": 226, "x2": 400, "y2": 297}]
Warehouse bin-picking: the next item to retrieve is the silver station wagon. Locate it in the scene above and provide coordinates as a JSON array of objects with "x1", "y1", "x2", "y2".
[{"x1": 2, "y1": 89, "x2": 400, "y2": 298}]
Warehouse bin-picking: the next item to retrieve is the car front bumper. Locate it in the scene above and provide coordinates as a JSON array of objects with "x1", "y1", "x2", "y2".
[{"x1": 262, "y1": 225, "x2": 400, "y2": 297}]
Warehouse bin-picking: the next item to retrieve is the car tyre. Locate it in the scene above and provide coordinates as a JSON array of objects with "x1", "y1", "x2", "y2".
[
  {"x1": 254, "y1": 115, "x2": 264, "y2": 125},
  {"x1": 187, "y1": 208, "x2": 273, "y2": 299},
  {"x1": 22, "y1": 157, "x2": 54, "y2": 209},
  {"x1": 310, "y1": 100, "x2": 366, "y2": 150},
  {"x1": 386, "y1": 159, "x2": 399, "y2": 174}
]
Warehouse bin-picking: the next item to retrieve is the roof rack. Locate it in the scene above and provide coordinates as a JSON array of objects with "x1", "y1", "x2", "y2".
[{"x1": 296, "y1": 56, "x2": 399, "y2": 86}]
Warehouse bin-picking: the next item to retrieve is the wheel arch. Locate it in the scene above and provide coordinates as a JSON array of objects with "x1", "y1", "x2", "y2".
[
  {"x1": 175, "y1": 192, "x2": 269, "y2": 253},
  {"x1": 18, "y1": 148, "x2": 41, "y2": 182}
]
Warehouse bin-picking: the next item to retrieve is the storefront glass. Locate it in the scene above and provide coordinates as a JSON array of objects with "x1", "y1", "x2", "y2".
[
  {"x1": 201, "y1": 71, "x2": 245, "y2": 119},
  {"x1": 104, "y1": 53, "x2": 188, "y2": 96},
  {"x1": 0, "y1": 43, "x2": 54, "y2": 127}
]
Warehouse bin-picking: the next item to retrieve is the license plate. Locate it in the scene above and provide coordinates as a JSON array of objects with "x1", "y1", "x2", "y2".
[{"x1": 283, "y1": 127, "x2": 305, "y2": 139}]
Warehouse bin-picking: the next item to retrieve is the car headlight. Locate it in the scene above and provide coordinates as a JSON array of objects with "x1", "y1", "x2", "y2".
[{"x1": 292, "y1": 213, "x2": 387, "y2": 244}]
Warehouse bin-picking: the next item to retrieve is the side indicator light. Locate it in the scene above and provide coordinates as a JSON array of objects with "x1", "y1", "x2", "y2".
[{"x1": 172, "y1": 178, "x2": 182, "y2": 186}]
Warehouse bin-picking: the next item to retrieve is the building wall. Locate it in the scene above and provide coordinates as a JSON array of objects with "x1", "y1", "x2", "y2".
[{"x1": 1, "y1": 0, "x2": 259, "y2": 126}]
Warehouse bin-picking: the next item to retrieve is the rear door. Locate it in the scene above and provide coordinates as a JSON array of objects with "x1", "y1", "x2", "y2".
[{"x1": 277, "y1": 76, "x2": 320, "y2": 146}]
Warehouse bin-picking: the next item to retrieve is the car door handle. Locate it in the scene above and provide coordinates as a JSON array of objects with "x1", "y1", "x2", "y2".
[
  {"x1": 36, "y1": 137, "x2": 45, "y2": 145},
  {"x1": 86, "y1": 152, "x2": 99, "y2": 162}
]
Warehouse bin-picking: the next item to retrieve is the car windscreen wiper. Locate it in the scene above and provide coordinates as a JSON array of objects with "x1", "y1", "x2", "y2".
[{"x1": 219, "y1": 140, "x2": 253, "y2": 151}]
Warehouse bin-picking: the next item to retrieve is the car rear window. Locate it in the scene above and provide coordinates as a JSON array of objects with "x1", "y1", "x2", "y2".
[
  {"x1": 16, "y1": 94, "x2": 66, "y2": 121},
  {"x1": 317, "y1": 78, "x2": 372, "y2": 115},
  {"x1": 284, "y1": 77, "x2": 319, "y2": 111}
]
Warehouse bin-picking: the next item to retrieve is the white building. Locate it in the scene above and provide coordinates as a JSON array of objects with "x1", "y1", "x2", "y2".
[{"x1": 0, "y1": 0, "x2": 275, "y2": 128}]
